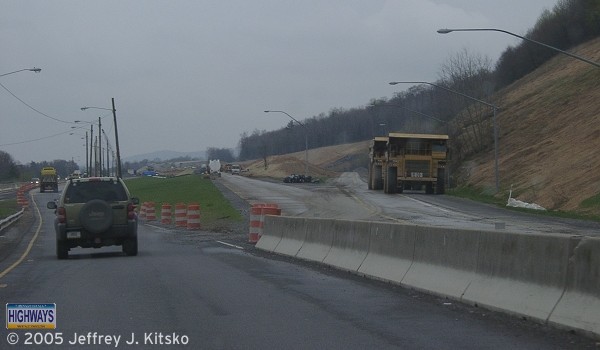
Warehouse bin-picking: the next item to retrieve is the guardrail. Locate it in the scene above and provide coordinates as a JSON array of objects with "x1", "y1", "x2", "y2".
[
  {"x1": 257, "y1": 216, "x2": 600, "y2": 340},
  {"x1": 0, "y1": 208, "x2": 25, "y2": 232}
]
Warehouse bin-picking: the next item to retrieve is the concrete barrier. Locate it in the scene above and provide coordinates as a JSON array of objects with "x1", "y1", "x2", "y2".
[
  {"x1": 255, "y1": 215, "x2": 284, "y2": 252},
  {"x1": 273, "y1": 217, "x2": 307, "y2": 257},
  {"x1": 357, "y1": 222, "x2": 416, "y2": 283},
  {"x1": 548, "y1": 236, "x2": 600, "y2": 338},
  {"x1": 296, "y1": 218, "x2": 335, "y2": 262},
  {"x1": 401, "y1": 226, "x2": 480, "y2": 299},
  {"x1": 463, "y1": 231, "x2": 578, "y2": 321},
  {"x1": 322, "y1": 220, "x2": 370, "y2": 272},
  {"x1": 257, "y1": 216, "x2": 600, "y2": 339}
]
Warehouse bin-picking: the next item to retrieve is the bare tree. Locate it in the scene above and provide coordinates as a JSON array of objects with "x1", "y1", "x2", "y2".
[{"x1": 438, "y1": 48, "x2": 495, "y2": 160}]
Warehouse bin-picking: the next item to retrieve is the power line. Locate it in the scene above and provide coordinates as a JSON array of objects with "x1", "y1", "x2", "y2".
[
  {"x1": 0, "y1": 129, "x2": 77, "y2": 147},
  {"x1": 0, "y1": 81, "x2": 72, "y2": 123}
]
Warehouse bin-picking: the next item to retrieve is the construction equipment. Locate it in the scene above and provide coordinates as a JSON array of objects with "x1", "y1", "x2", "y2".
[
  {"x1": 369, "y1": 133, "x2": 448, "y2": 194},
  {"x1": 40, "y1": 167, "x2": 59, "y2": 193},
  {"x1": 368, "y1": 136, "x2": 388, "y2": 190}
]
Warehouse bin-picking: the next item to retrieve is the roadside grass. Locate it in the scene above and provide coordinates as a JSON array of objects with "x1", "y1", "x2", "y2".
[
  {"x1": 0, "y1": 199, "x2": 18, "y2": 219},
  {"x1": 448, "y1": 186, "x2": 600, "y2": 222},
  {"x1": 124, "y1": 175, "x2": 243, "y2": 229}
]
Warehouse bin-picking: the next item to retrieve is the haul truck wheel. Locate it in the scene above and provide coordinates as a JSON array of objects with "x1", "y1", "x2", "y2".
[
  {"x1": 368, "y1": 163, "x2": 374, "y2": 190},
  {"x1": 385, "y1": 167, "x2": 397, "y2": 194},
  {"x1": 373, "y1": 165, "x2": 383, "y2": 190},
  {"x1": 436, "y1": 168, "x2": 446, "y2": 194}
]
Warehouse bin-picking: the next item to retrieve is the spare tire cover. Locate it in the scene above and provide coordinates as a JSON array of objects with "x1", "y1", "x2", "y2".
[{"x1": 79, "y1": 199, "x2": 113, "y2": 234}]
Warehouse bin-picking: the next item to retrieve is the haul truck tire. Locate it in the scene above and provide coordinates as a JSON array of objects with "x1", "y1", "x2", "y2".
[
  {"x1": 373, "y1": 164, "x2": 383, "y2": 190},
  {"x1": 436, "y1": 168, "x2": 446, "y2": 194},
  {"x1": 368, "y1": 163, "x2": 373, "y2": 190},
  {"x1": 384, "y1": 167, "x2": 397, "y2": 194}
]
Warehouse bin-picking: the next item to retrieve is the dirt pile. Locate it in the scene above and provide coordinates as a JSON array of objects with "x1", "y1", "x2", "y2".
[{"x1": 240, "y1": 141, "x2": 370, "y2": 180}]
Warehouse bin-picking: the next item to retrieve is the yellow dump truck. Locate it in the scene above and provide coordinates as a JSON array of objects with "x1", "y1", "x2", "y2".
[
  {"x1": 369, "y1": 133, "x2": 449, "y2": 194},
  {"x1": 368, "y1": 136, "x2": 388, "y2": 190},
  {"x1": 40, "y1": 167, "x2": 59, "y2": 193}
]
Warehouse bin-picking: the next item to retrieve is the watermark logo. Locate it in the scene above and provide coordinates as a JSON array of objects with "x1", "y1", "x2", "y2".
[{"x1": 6, "y1": 304, "x2": 56, "y2": 329}]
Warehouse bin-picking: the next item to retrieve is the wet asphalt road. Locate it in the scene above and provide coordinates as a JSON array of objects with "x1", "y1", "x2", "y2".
[{"x1": 0, "y1": 190, "x2": 597, "y2": 349}]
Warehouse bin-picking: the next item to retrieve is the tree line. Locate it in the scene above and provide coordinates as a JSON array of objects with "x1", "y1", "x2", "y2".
[{"x1": 0, "y1": 151, "x2": 79, "y2": 182}]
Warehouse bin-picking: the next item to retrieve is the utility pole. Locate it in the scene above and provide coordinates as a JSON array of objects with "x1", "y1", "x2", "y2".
[
  {"x1": 112, "y1": 98, "x2": 122, "y2": 178},
  {"x1": 89, "y1": 125, "x2": 94, "y2": 176},
  {"x1": 98, "y1": 117, "x2": 102, "y2": 176}
]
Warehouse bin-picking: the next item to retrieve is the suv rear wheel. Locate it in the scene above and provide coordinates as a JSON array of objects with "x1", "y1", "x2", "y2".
[
  {"x1": 122, "y1": 237, "x2": 138, "y2": 256},
  {"x1": 57, "y1": 241, "x2": 69, "y2": 259}
]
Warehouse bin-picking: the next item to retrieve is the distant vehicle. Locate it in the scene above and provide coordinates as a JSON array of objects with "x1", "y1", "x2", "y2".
[
  {"x1": 142, "y1": 170, "x2": 159, "y2": 177},
  {"x1": 208, "y1": 159, "x2": 222, "y2": 176},
  {"x1": 46, "y1": 176, "x2": 139, "y2": 259},
  {"x1": 70, "y1": 170, "x2": 82, "y2": 179},
  {"x1": 30, "y1": 177, "x2": 40, "y2": 185},
  {"x1": 40, "y1": 167, "x2": 59, "y2": 193},
  {"x1": 231, "y1": 164, "x2": 241, "y2": 175}
]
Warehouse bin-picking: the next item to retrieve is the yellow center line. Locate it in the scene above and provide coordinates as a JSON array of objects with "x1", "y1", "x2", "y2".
[{"x1": 0, "y1": 192, "x2": 43, "y2": 280}]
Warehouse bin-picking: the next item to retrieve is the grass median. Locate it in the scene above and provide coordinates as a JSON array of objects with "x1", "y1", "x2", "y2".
[{"x1": 124, "y1": 175, "x2": 244, "y2": 231}]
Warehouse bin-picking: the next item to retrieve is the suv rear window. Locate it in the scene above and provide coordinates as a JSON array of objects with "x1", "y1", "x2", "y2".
[{"x1": 65, "y1": 181, "x2": 128, "y2": 203}]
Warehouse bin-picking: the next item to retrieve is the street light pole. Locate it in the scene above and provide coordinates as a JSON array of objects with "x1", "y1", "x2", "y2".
[
  {"x1": 437, "y1": 28, "x2": 600, "y2": 68},
  {"x1": 0, "y1": 68, "x2": 41, "y2": 77},
  {"x1": 264, "y1": 110, "x2": 309, "y2": 177},
  {"x1": 389, "y1": 81, "x2": 500, "y2": 192}
]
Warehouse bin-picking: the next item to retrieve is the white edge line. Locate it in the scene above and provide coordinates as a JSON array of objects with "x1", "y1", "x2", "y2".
[{"x1": 216, "y1": 241, "x2": 244, "y2": 250}]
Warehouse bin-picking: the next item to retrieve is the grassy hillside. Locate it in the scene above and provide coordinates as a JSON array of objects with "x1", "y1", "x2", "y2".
[{"x1": 464, "y1": 37, "x2": 600, "y2": 212}]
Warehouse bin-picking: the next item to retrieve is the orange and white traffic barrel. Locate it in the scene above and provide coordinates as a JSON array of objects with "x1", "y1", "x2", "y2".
[
  {"x1": 145, "y1": 202, "x2": 156, "y2": 221},
  {"x1": 139, "y1": 202, "x2": 147, "y2": 220},
  {"x1": 17, "y1": 191, "x2": 28, "y2": 207},
  {"x1": 175, "y1": 203, "x2": 187, "y2": 228},
  {"x1": 249, "y1": 203, "x2": 280, "y2": 243},
  {"x1": 249, "y1": 204, "x2": 263, "y2": 243},
  {"x1": 187, "y1": 203, "x2": 201, "y2": 230},
  {"x1": 161, "y1": 203, "x2": 172, "y2": 225}
]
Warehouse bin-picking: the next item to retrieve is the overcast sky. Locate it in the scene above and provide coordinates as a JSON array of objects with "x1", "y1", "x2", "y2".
[{"x1": 2, "y1": 0, "x2": 559, "y2": 164}]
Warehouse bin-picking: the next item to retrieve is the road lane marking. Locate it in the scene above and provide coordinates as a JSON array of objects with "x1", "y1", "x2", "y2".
[
  {"x1": 0, "y1": 192, "x2": 43, "y2": 280},
  {"x1": 216, "y1": 241, "x2": 244, "y2": 250}
]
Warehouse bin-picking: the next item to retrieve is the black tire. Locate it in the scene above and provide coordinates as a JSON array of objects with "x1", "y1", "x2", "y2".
[
  {"x1": 122, "y1": 238, "x2": 138, "y2": 256},
  {"x1": 384, "y1": 167, "x2": 397, "y2": 194},
  {"x1": 426, "y1": 183, "x2": 434, "y2": 194},
  {"x1": 368, "y1": 163, "x2": 373, "y2": 190},
  {"x1": 436, "y1": 168, "x2": 446, "y2": 194},
  {"x1": 79, "y1": 199, "x2": 113, "y2": 234},
  {"x1": 56, "y1": 241, "x2": 68, "y2": 259},
  {"x1": 373, "y1": 165, "x2": 383, "y2": 190}
]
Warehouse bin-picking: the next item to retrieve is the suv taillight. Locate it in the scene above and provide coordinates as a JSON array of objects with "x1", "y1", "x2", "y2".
[
  {"x1": 127, "y1": 203, "x2": 136, "y2": 220},
  {"x1": 57, "y1": 207, "x2": 66, "y2": 224}
]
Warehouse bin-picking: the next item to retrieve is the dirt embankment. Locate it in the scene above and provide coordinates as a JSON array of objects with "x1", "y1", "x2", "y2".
[
  {"x1": 466, "y1": 37, "x2": 600, "y2": 211},
  {"x1": 240, "y1": 38, "x2": 600, "y2": 213}
]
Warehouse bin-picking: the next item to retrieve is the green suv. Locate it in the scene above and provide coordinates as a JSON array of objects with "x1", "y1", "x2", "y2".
[{"x1": 47, "y1": 177, "x2": 139, "y2": 259}]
